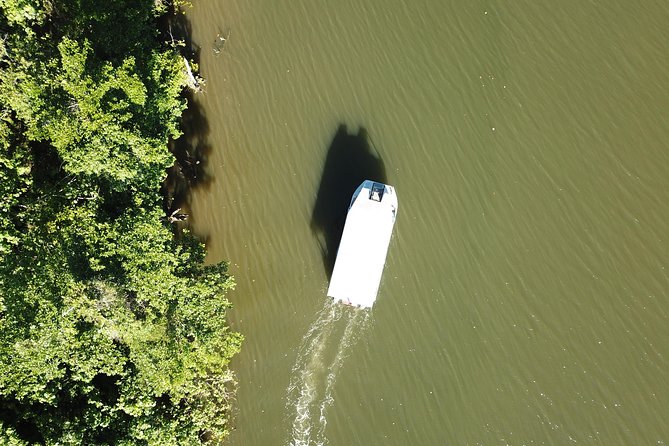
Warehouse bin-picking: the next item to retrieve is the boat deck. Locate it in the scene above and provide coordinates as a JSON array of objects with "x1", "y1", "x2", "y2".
[{"x1": 327, "y1": 181, "x2": 397, "y2": 307}]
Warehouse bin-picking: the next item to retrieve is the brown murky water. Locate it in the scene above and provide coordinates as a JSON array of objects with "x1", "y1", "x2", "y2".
[{"x1": 182, "y1": 1, "x2": 669, "y2": 444}]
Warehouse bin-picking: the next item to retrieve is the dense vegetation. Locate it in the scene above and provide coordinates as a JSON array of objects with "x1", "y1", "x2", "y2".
[{"x1": 0, "y1": 0, "x2": 241, "y2": 444}]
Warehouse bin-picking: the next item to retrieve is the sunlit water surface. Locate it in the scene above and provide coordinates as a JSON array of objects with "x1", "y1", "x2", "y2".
[{"x1": 182, "y1": 1, "x2": 669, "y2": 444}]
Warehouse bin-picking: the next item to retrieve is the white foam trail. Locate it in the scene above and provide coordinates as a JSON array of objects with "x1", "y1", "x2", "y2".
[
  {"x1": 287, "y1": 301, "x2": 341, "y2": 400},
  {"x1": 287, "y1": 300, "x2": 341, "y2": 446},
  {"x1": 286, "y1": 301, "x2": 370, "y2": 446},
  {"x1": 316, "y1": 309, "x2": 369, "y2": 440}
]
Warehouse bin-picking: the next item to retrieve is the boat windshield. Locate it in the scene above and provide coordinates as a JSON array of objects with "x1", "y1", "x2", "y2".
[{"x1": 369, "y1": 183, "x2": 385, "y2": 202}]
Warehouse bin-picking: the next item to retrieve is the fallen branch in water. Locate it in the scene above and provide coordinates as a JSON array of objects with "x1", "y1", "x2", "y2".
[
  {"x1": 167, "y1": 24, "x2": 204, "y2": 92},
  {"x1": 166, "y1": 207, "x2": 188, "y2": 223},
  {"x1": 182, "y1": 56, "x2": 203, "y2": 92}
]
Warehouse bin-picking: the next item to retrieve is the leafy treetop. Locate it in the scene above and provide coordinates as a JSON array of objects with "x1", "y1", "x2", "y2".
[{"x1": 0, "y1": 0, "x2": 241, "y2": 444}]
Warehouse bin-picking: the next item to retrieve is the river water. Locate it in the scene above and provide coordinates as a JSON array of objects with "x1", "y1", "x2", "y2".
[{"x1": 181, "y1": 1, "x2": 669, "y2": 444}]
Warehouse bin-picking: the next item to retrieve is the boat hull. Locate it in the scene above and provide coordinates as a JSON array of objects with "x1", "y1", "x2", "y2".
[{"x1": 327, "y1": 180, "x2": 398, "y2": 307}]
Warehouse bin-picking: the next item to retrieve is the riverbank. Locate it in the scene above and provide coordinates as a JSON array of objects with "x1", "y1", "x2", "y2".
[{"x1": 0, "y1": 1, "x2": 240, "y2": 444}]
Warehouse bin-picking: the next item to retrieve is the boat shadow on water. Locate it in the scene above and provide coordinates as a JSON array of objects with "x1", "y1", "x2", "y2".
[{"x1": 310, "y1": 124, "x2": 387, "y2": 279}]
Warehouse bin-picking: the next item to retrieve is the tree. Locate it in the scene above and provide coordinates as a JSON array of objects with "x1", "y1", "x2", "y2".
[{"x1": 0, "y1": 0, "x2": 241, "y2": 443}]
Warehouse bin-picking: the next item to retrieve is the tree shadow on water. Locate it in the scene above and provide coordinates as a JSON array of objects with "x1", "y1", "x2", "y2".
[
  {"x1": 158, "y1": 5, "x2": 199, "y2": 60},
  {"x1": 163, "y1": 91, "x2": 213, "y2": 218},
  {"x1": 311, "y1": 125, "x2": 387, "y2": 279},
  {"x1": 161, "y1": 12, "x2": 212, "y2": 222}
]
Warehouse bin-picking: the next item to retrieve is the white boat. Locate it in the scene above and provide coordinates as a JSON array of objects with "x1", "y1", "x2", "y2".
[{"x1": 327, "y1": 180, "x2": 398, "y2": 307}]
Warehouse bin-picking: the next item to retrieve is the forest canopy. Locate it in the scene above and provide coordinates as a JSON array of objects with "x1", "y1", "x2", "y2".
[{"x1": 0, "y1": 0, "x2": 241, "y2": 444}]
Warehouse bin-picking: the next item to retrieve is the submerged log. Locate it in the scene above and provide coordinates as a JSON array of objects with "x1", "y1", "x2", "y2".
[{"x1": 213, "y1": 29, "x2": 230, "y2": 55}]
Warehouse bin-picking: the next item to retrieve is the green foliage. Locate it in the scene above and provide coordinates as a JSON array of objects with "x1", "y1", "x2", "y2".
[
  {"x1": 0, "y1": 0, "x2": 241, "y2": 444},
  {"x1": 0, "y1": 126, "x2": 31, "y2": 255},
  {"x1": 0, "y1": 0, "x2": 45, "y2": 30}
]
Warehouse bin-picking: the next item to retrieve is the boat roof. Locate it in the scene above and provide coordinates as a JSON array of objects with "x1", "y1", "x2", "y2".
[{"x1": 327, "y1": 181, "x2": 397, "y2": 307}]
